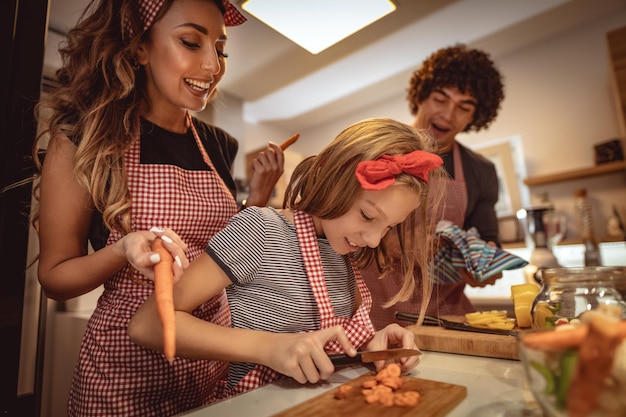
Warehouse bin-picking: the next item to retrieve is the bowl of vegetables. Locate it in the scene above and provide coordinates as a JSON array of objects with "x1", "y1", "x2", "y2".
[{"x1": 518, "y1": 306, "x2": 626, "y2": 417}]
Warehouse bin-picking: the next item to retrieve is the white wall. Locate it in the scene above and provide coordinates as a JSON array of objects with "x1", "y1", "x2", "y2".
[{"x1": 239, "y1": 11, "x2": 626, "y2": 242}]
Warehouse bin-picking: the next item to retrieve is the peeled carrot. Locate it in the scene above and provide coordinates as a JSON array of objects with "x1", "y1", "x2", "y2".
[
  {"x1": 521, "y1": 320, "x2": 626, "y2": 351},
  {"x1": 567, "y1": 316, "x2": 624, "y2": 417},
  {"x1": 521, "y1": 325, "x2": 589, "y2": 350},
  {"x1": 279, "y1": 133, "x2": 300, "y2": 151},
  {"x1": 151, "y1": 237, "x2": 176, "y2": 363}
]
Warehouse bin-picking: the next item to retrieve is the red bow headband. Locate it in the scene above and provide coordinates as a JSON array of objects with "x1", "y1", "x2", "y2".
[
  {"x1": 126, "y1": 0, "x2": 246, "y2": 38},
  {"x1": 355, "y1": 151, "x2": 443, "y2": 191}
]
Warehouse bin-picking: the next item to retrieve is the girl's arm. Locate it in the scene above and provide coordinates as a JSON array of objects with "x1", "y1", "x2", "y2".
[{"x1": 129, "y1": 251, "x2": 357, "y2": 384}]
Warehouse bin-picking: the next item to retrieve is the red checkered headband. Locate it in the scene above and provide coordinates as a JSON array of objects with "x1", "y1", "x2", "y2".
[
  {"x1": 125, "y1": 0, "x2": 246, "y2": 38},
  {"x1": 355, "y1": 151, "x2": 443, "y2": 191}
]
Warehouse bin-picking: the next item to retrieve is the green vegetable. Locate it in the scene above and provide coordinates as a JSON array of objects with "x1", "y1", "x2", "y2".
[
  {"x1": 556, "y1": 349, "x2": 578, "y2": 409},
  {"x1": 530, "y1": 361, "x2": 555, "y2": 394}
]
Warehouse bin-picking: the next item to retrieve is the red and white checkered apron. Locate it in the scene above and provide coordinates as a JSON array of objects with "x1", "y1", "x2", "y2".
[
  {"x1": 362, "y1": 142, "x2": 471, "y2": 327},
  {"x1": 68, "y1": 114, "x2": 237, "y2": 417},
  {"x1": 221, "y1": 210, "x2": 376, "y2": 397}
]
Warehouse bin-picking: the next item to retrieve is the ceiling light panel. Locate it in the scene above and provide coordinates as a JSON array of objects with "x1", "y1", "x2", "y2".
[{"x1": 241, "y1": 0, "x2": 396, "y2": 54}]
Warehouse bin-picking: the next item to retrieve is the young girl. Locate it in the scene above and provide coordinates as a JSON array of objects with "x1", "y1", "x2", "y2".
[
  {"x1": 34, "y1": 0, "x2": 284, "y2": 415},
  {"x1": 129, "y1": 117, "x2": 446, "y2": 398}
]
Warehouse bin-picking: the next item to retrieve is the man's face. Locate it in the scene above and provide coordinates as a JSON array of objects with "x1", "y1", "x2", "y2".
[{"x1": 412, "y1": 87, "x2": 477, "y2": 153}]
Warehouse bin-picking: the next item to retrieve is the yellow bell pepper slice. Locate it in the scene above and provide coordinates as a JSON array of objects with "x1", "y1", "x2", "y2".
[{"x1": 511, "y1": 283, "x2": 540, "y2": 328}]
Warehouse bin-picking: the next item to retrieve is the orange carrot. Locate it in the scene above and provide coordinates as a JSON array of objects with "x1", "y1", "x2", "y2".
[
  {"x1": 567, "y1": 316, "x2": 624, "y2": 417},
  {"x1": 521, "y1": 320, "x2": 626, "y2": 351},
  {"x1": 151, "y1": 237, "x2": 176, "y2": 363},
  {"x1": 279, "y1": 133, "x2": 300, "y2": 151},
  {"x1": 521, "y1": 325, "x2": 589, "y2": 350}
]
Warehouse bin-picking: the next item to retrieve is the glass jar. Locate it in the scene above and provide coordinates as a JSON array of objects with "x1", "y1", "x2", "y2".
[{"x1": 531, "y1": 266, "x2": 626, "y2": 328}]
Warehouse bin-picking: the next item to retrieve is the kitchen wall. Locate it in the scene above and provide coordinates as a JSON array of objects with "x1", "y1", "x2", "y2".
[{"x1": 237, "y1": 10, "x2": 626, "y2": 243}]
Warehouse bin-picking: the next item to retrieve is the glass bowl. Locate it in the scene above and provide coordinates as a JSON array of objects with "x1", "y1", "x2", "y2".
[
  {"x1": 518, "y1": 330, "x2": 570, "y2": 417},
  {"x1": 531, "y1": 266, "x2": 626, "y2": 329}
]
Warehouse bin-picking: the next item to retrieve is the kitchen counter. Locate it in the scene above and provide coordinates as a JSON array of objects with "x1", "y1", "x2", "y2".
[{"x1": 177, "y1": 351, "x2": 540, "y2": 417}]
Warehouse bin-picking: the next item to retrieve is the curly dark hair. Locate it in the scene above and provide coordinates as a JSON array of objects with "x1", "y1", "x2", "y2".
[{"x1": 407, "y1": 44, "x2": 504, "y2": 132}]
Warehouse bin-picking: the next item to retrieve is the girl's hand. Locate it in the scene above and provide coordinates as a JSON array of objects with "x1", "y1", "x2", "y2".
[
  {"x1": 246, "y1": 142, "x2": 284, "y2": 206},
  {"x1": 264, "y1": 325, "x2": 356, "y2": 384},
  {"x1": 364, "y1": 324, "x2": 421, "y2": 373},
  {"x1": 120, "y1": 227, "x2": 189, "y2": 282}
]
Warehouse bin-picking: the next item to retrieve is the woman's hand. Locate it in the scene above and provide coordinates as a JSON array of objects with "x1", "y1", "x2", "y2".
[
  {"x1": 263, "y1": 325, "x2": 356, "y2": 384},
  {"x1": 246, "y1": 142, "x2": 284, "y2": 206},
  {"x1": 119, "y1": 227, "x2": 189, "y2": 282},
  {"x1": 364, "y1": 324, "x2": 421, "y2": 373}
]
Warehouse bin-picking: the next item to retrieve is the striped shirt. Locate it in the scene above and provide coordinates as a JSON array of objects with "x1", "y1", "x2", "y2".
[{"x1": 206, "y1": 206, "x2": 357, "y2": 389}]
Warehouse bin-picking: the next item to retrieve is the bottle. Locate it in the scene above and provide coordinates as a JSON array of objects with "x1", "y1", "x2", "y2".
[{"x1": 573, "y1": 188, "x2": 602, "y2": 266}]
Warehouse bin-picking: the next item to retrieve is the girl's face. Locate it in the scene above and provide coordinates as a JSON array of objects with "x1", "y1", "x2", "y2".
[
  {"x1": 137, "y1": 0, "x2": 227, "y2": 116},
  {"x1": 317, "y1": 185, "x2": 420, "y2": 255}
]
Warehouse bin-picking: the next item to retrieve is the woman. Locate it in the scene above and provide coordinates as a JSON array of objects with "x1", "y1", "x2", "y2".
[{"x1": 34, "y1": 0, "x2": 283, "y2": 415}]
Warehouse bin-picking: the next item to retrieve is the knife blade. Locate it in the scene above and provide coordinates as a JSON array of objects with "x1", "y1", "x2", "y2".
[
  {"x1": 395, "y1": 311, "x2": 518, "y2": 337},
  {"x1": 329, "y1": 348, "x2": 422, "y2": 367}
]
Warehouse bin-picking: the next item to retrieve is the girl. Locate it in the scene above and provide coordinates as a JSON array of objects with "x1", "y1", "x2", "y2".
[
  {"x1": 129, "y1": 117, "x2": 446, "y2": 399},
  {"x1": 34, "y1": 0, "x2": 284, "y2": 415}
]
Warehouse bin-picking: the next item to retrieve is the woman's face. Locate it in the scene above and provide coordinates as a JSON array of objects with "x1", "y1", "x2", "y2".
[
  {"x1": 137, "y1": 0, "x2": 228, "y2": 115},
  {"x1": 317, "y1": 185, "x2": 420, "y2": 255}
]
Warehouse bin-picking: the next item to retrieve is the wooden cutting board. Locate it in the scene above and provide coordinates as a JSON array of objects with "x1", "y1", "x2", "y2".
[
  {"x1": 271, "y1": 373, "x2": 466, "y2": 417},
  {"x1": 407, "y1": 324, "x2": 519, "y2": 360}
]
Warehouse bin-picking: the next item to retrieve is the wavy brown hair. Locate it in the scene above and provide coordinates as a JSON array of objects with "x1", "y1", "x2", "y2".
[
  {"x1": 283, "y1": 118, "x2": 446, "y2": 312},
  {"x1": 407, "y1": 44, "x2": 505, "y2": 132},
  {"x1": 31, "y1": 0, "x2": 225, "y2": 235}
]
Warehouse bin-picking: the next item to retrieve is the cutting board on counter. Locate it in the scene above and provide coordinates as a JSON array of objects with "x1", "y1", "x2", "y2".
[
  {"x1": 272, "y1": 373, "x2": 466, "y2": 417},
  {"x1": 407, "y1": 322, "x2": 519, "y2": 360}
]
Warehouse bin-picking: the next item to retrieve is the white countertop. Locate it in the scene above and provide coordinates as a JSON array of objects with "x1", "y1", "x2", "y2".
[{"x1": 177, "y1": 351, "x2": 541, "y2": 417}]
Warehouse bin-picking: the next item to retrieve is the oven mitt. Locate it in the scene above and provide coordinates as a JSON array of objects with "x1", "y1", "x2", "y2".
[{"x1": 432, "y1": 221, "x2": 528, "y2": 284}]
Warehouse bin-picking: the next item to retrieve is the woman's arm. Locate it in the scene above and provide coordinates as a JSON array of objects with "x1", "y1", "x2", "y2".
[
  {"x1": 36, "y1": 135, "x2": 188, "y2": 300},
  {"x1": 37, "y1": 135, "x2": 129, "y2": 300}
]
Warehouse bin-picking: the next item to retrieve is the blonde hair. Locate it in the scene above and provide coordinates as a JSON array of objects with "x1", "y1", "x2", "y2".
[{"x1": 283, "y1": 118, "x2": 446, "y2": 314}]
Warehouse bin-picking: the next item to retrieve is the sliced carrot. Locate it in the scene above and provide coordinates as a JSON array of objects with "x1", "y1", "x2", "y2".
[
  {"x1": 151, "y1": 237, "x2": 176, "y2": 363},
  {"x1": 279, "y1": 133, "x2": 300, "y2": 151}
]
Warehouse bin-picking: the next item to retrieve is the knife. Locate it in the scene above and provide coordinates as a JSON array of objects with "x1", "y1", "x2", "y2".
[
  {"x1": 395, "y1": 311, "x2": 518, "y2": 337},
  {"x1": 329, "y1": 348, "x2": 422, "y2": 367}
]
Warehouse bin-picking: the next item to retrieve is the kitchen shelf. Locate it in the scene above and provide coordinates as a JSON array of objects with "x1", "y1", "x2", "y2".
[{"x1": 523, "y1": 160, "x2": 626, "y2": 186}]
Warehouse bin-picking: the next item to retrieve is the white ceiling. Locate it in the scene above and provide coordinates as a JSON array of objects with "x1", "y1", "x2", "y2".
[{"x1": 47, "y1": 0, "x2": 626, "y2": 133}]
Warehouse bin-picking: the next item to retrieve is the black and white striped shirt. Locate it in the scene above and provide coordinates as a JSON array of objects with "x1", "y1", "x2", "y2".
[{"x1": 206, "y1": 206, "x2": 357, "y2": 389}]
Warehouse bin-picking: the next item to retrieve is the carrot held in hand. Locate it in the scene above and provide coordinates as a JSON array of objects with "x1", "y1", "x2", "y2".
[
  {"x1": 279, "y1": 133, "x2": 300, "y2": 151},
  {"x1": 151, "y1": 237, "x2": 176, "y2": 363}
]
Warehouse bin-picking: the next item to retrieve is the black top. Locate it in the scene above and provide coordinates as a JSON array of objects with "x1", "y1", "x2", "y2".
[{"x1": 87, "y1": 117, "x2": 238, "y2": 250}]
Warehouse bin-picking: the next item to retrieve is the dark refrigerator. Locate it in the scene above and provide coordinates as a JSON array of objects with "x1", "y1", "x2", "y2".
[{"x1": 1, "y1": 0, "x2": 50, "y2": 416}]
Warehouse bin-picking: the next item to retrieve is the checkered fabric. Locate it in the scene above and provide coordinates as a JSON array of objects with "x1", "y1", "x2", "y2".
[
  {"x1": 293, "y1": 210, "x2": 375, "y2": 352},
  {"x1": 67, "y1": 117, "x2": 238, "y2": 416},
  {"x1": 125, "y1": 0, "x2": 246, "y2": 38}
]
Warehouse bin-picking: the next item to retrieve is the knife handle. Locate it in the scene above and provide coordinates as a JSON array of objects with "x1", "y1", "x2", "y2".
[{"x1": 329, "y1": 352, "x2": 362, "y2": 367}]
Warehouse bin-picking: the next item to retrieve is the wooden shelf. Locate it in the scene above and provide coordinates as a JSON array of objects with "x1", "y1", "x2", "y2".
[{"x1": 523, "y1": 160, "x2": 626, "y2": 186}]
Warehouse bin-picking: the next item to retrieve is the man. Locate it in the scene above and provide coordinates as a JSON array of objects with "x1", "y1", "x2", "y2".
[{"x1": 362, "y1": 44, "x2": 505, "y2": 328}]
